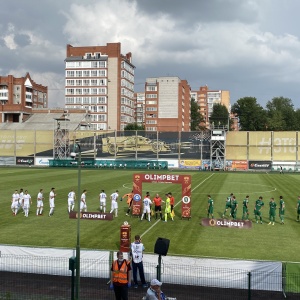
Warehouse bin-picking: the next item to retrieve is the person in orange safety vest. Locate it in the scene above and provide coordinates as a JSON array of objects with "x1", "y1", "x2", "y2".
[{"x1": 110, "y1": 251, "x2": 131, "y2": 300}]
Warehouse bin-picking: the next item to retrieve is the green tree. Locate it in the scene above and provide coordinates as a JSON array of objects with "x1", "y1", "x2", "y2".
[
  {"x1": 190, "y1": 98, "x2": 204, "y2": 130},
  {"x1": 295, "y1": 109, "x2": 300, "y2": 130},
  {"x1": 231, "y1": 97, "x2": 267, "y2": 131},
  {"x1": 124, "y1": 123, "x2": 145, "y2": 130},
  {"x1": 265, "y1": 97, "x2": 297, "y2": 130},
  {"x1": 209, "y1": 103, "x2": 229, "y2": 128}
]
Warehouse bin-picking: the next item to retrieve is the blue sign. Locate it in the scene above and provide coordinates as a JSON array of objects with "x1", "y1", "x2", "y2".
[{"x1": 133, "y1": 194, "x2": 141, "y2": 201}]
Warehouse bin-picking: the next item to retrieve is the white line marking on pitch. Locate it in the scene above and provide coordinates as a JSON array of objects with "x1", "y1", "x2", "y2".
[{"x1": 141, "y1": 173, "x2": 215, "y2": 238}]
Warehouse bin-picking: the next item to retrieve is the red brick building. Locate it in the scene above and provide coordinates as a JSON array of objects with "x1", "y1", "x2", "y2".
[
  {"x1": 144, "y1": 76, "x2": 191, "y2": 131},
  {"x1": 65, "y1": 42, "x2": 135, "y2": 131},
  {"x1": 0, "y1": 73, "x2": 48, "y2": 123}
]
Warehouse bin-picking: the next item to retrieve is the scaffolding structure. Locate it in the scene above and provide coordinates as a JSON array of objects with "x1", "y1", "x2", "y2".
[
  {"x1": 53, "y1": 114, "x2": 70, "y2": 159},
  {"x1": 210, "y1": 127, "x2": 227, "y2": 170}
]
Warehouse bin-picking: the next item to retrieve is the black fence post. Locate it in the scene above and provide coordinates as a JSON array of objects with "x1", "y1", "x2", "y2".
[
  {"x1": 248, "y1": 271, "x2": 251, "y2": 300},
  {"x1": 156, "y1": 255, "x2": 162, "y2": 281},
  {"x1": 69, "y1": 256, "x2": 76, "y2": 300}
]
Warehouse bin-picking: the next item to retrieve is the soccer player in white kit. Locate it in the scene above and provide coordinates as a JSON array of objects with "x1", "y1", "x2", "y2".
[
  {"x1": 23, "y1": 190, "x2": 32, "y2": 217},
  {"x1": 99, "y1": 189, "x2": 107, "y2": 213},
  {"x1": 110, "y1": 190, "x2": 119, "y2": 217},
  {"x1": 80, "y1": 190, "x2": 87, "y2": 212},
  {"x1": 49, "y1": 187, "x2": 56, "y2": 217},
  {"x1": 140, "y1": 193, "x2": 152, "y2": 222},
  {"x1": 11, "y1": 190, "x2": 20, "y2": 216},
  {"x1": 19, "y1": 188, "x2": 24, "y2": 213},
  {"x1": 68, "y1": 189, "x2": 76, "y2": 213},
  {"x1": 36, "y1": 189, "x2": 44, "y2": 216}
]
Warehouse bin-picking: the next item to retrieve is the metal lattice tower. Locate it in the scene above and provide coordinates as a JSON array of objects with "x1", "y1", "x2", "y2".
[
  {"x1": 53, "y1": 114, "x2": 70, "y2": 159},
  {"x1": 210, "y1": 126, "x2": 227, "y2": 170}
]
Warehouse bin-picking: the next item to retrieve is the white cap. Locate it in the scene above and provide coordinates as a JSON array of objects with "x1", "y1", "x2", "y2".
[{"x1": 150, "y1": 279, "x2": 162, "y2": 286}]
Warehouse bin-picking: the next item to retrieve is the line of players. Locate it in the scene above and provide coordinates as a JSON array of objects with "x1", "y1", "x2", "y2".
[
  {"x1": 118, "y1": 191, "x2": 175, "y2": 222},
  {"x1": 11, "y1": 188, "x2": 56, "y2": 217},
  {"x1": 70, "y1": 189, "x2": 176, "y2": 221},
  {"x1": 11, "y1": 188, "x2": 176, "y2": 221},
  {"x1": 207, "y1": 193, "x2": 300, "y2": 224}
]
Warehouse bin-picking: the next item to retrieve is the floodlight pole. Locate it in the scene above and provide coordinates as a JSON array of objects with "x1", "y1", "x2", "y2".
[{"x1": 75, "y1": 143, "x2": 81, "y2": 300}]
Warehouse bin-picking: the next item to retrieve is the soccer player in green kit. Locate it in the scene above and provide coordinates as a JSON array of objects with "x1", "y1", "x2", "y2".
[
  {"x1": 268, "y1": 197, "x2": 276, "y2": 225},
  {"x1": 207, "y1": 195, "x2": 214, "y2": 219},
  {"x1": 230, "y1": 196, "x2": 238, "y2": 220},
  {"x1": 296, "y1": 196, "x2": 300, "y2": 222},
  {"x1": 279, "y1": 196, "x2": 285, "y2": 224},
  {"x1": 222, "y1": 193, "x2": 233, "y2": 218},
  {"x1": 242, "y1": 195, "x2": 249, "y2": 221},
  {"x1": 254, "y1": 196, "x2": 264, "y2": 224}
]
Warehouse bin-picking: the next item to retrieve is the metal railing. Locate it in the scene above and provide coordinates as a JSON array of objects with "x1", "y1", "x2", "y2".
[{"x1": 0, "y1": 254, "x2": 299, "y2": 300}]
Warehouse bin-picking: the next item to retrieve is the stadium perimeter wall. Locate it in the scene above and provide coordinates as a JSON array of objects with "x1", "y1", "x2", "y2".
[
  {"x1": 0, "y1": 245, "x2": 282, "y2": 291},
  {"x1": 1, "y1": 130, "x2": 300, "y2": 170}
]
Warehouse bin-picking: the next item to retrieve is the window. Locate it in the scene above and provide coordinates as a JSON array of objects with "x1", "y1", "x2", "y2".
[
  {"x1": 76, "y1": 80, "x2": 82, "y2": 86},
  {"x1": 146, "y1": 94, "x2": 157, "y2": 98},
  {"x1": 83, "y1": 80, "x2": 90, "y2": 86},
  {"x1": 75, "y1": 97, "x2": 82, "y2": 104},
  {"x1": 66, "y1": 71, "x2": 75, "y2": 77},
  {"x1": 98, "y1": 106, "x2": 106, "y2": 112},
  {"x1": 99, "y1": 79, "x2": 106, "y2": 86},
  {"x1": 75, "y1": 89, "x2": 82, "y2": 95},
  {"x1": 146, "y1": 101, "x2": 157, "y2": 105},
  {"x1": 98, "y1": 96, "x2": 106, "y2": 104},
  {"x1": 83, "y1": 70, "x2": 90, "y2": 77},
  {"x1": 83, "y1": 97, "x2": 89, "y2": 104},
  {"x1": 146, "y1": 120, "x2": 157, "y2": 124},
  {"x1": 66, "y1": 97, "x2": 74, "y2": 104},
  {"x1": 146, "y1": 85, "x2": 157, "y2": 91},
  {"x1": 147, "y1": 127, "x2": 157, "y2": 131},
  {"x1": 99, "y1": 88, "x2": 106, "y2": 94},
  {"x1": 98, "y1": 123, "x2": 107, "y2": 130},
  {"x1": 91, "y1": 79, "x2": 98, "y2": 86},
  {"x1": 146, "y1": 107, "x2": 157, "y2": 111},
  {"x1": 98, "y1": 114, "x2": 106, "y2": 121},
  {"x1": 98, "y1": 70, "x2": 106, "y2": 76},
  {"x1": 91, "y1": 88, "x2": 98, "y2": 95},
  {"x1": 99, "y1": 61, "x2": 106, "y2": 68},
  {"x1": 66, "y1": 80, "x2": 74, "y2": 86},
  {"x1": 91, "y1": 114, "x2": 97, "y2": 121},
  {"x1": 91, "y1": 70, "x2": 98, "y2": 77},
  {"x1": 91, "y1": 61, "x2": 98, "y2": 68},
  {"x1": 66, "y1": 88, "x2": 75, "y2": 95},
  {"x1": 83, "y1": 88, "x2": 90, "y2": 95},
  {"x1": 76, "y1": 71, "x2": 82, "y2": 77},
  {"x1": 90, "y1": 97, "x2": 97, "y2": 104}
]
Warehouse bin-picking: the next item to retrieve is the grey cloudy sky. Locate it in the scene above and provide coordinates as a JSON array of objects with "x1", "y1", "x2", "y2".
[{"x1": 1, "y1": 0, "x2": 300, "y2": 108}]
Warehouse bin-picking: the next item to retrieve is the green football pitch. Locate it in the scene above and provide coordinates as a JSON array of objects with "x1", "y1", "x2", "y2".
[{"x1": 1, "y1": 167, "x2": 300, "y2": 263}]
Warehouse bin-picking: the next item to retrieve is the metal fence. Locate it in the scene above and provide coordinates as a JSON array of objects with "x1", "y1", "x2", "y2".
[{"x1": 0, "y1": 254, "x2": 299, "y2": 300}]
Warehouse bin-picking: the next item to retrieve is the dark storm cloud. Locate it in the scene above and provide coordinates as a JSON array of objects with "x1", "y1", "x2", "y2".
[
  {"x1": 133, "y1": 0, "x2": 259, "y2": 25},
  {"x1": 0, "y1": 0, "x2": 67, "y2": 45}
]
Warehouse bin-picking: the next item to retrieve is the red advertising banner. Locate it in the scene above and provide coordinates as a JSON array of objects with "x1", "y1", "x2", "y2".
[
  {"x1": 132, "y1": 174, "x2": 191, "y2": 219},
  {"x1": 120, "y1": 223, "x2": 131, "y2": 252},
  {"x1": 69, "y1": 212, "x2": 113, "y2": 220},
  {"x1": 201, "y1": 218, "x2": 252, "y2": 229},
  {"x1": 231, "y1": 160, "x2": 248, "y2": 170}
]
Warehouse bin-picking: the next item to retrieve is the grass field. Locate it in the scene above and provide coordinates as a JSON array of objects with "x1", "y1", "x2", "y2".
[{"x1": 1, "y1": 167, "x2": 300, "y2": 263}]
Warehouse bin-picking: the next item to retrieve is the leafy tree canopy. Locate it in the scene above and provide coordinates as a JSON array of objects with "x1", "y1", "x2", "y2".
[
  {"x1": 124, "y1": 123, "x2": 145, "y2": 130},
  {"x1": 190, "y1": 98, "x2": 204, "y2": 130},
  {"x1": 209, "y1": 103, "x2": 229, "y2": 127}
]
